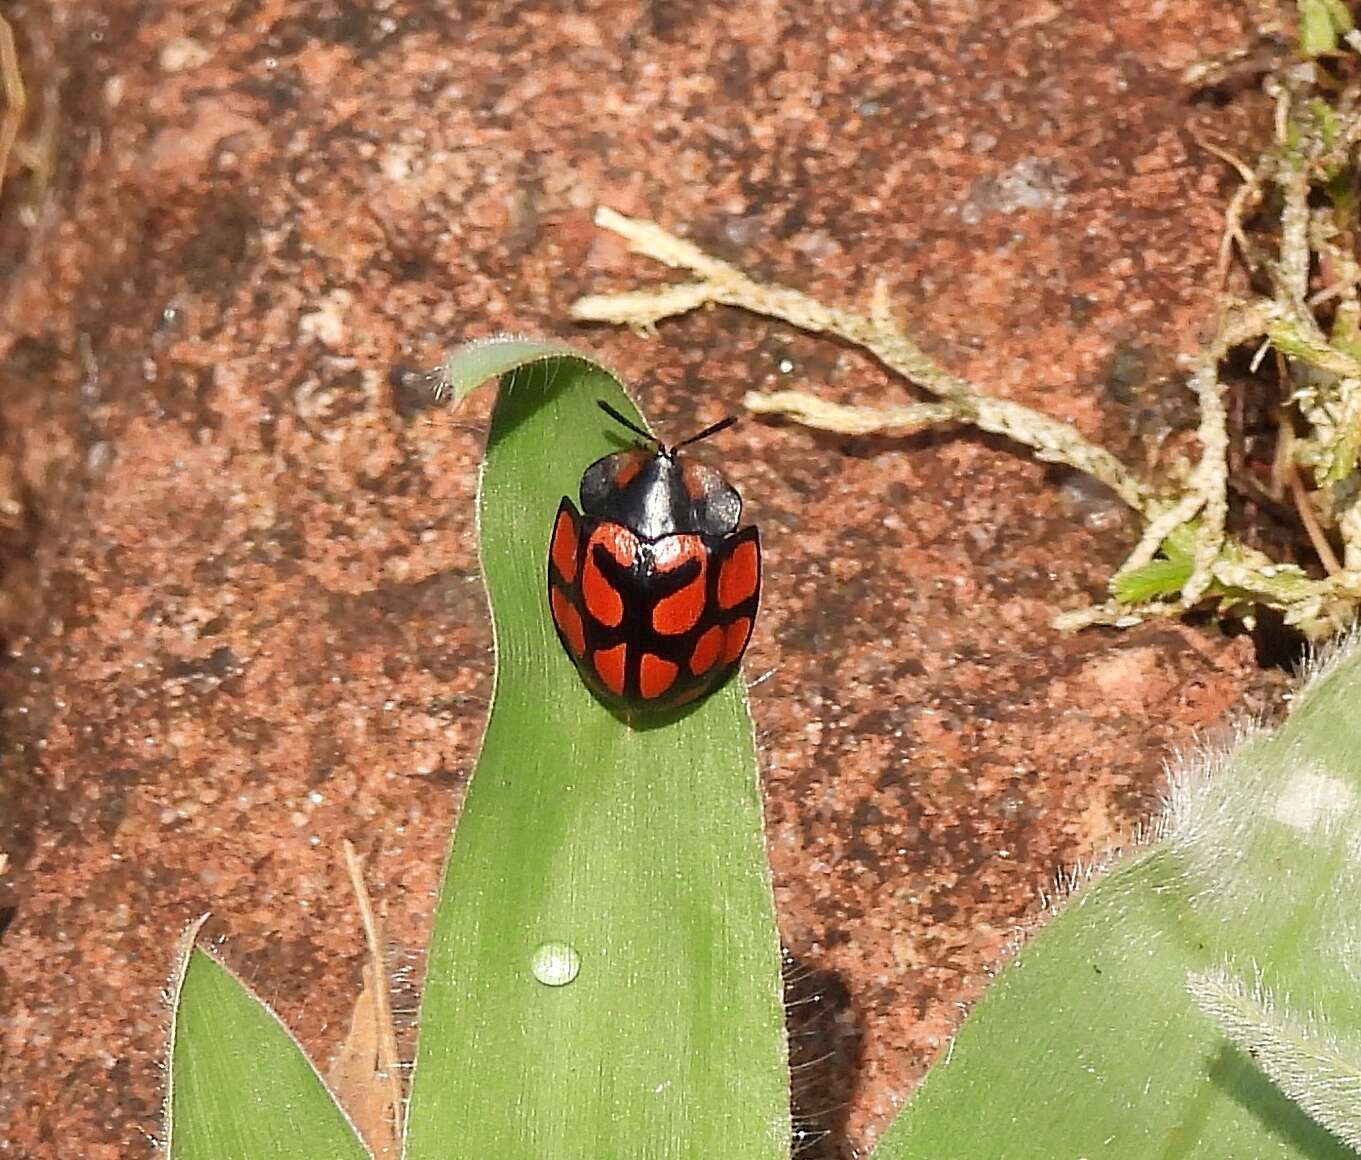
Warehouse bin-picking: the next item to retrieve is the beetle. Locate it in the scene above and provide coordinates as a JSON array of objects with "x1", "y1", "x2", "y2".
[{"x1": 547, "y1": 400, "x2": 761, "y2": 712}]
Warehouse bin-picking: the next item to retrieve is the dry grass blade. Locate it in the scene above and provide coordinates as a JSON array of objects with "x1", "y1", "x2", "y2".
[
  {"x1": 573, "y1": 207, "x2": 1161, "y2": 518},
  {"x1": 0, "y1": 17, "x2": 26, "y2": 205},
  {"x1": 327, "y1": 840, "x2": 403, "y2": 1158},
  {"x1": 743, "y1": 390, "x2": 958, "y2": 436}
]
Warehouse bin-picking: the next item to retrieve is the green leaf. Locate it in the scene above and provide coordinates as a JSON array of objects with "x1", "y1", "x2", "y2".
[
  {"x1": 1326, "y1": 171, "x2": 1356, "y2": 224},
  {"x1": 1110, "y1": 555, "x2": 1193, "y2": 603},
  {"x1": 1300, "y1": 0, "x2": 1353, "y2": 56},
  {"x1": 405, "y1": 339, "x2": 789, "y2": 1159},
  {"x1": 1326, "y1": 429, "x2": 1361, "y2": 484},
  {"x1": 1188, "y1": 970, "x2": 1361, "y2": 1150},
  {"x1": 1325, "y1": 0, "x2": 1356, "y2": 33},
  {"x1": 873, "y1": 634, "x2": 1361, "y2": 1159},
  {"x1": 1109, "y1": 523, "x2": 1196, "y2": 603},
  {"x1": 435, "y1": 334, "x2": 601, "y2": 406},
  {"x1": 1312, "y1": 97, "x2": 1345, "y2": 152},
  {"x1": 1330, "y1": 299, "x2": 1361, "y2": 354},
  {"x1": 166, "y1": 921, "x2": 369, "y2": 1160}
]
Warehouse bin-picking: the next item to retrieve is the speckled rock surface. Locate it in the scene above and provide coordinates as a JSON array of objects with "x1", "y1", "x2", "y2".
[{"x1": 0, "y1": 2, "x2": 1287, "y2": 1156}]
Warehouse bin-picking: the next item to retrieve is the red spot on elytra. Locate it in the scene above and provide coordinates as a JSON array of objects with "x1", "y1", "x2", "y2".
[
  {"x1": 718, "y1": 540, "x2": 759, "y2": 609},
  {"x1": 651, "y1": 535, "x2": 705, "y2": 572},
  {"x1": 640, "y1": 653, "x2": 678, "y2": 699},
  {"x1": 582, "y1": 525, "x2": 636, "y2": 628},
  {"x1": 593, "y1": 643, "x2": 627, "y2": 696},
  {"x1": 650, "y1": 536, "x2": 707, "y2": 635},
  {"x1": 550, "y1": 510, "x2": 579, "y2": 584},
  {"x1": 550, "y1": 588, "x2": 585, "y2": 657},
  {"x1": 689, "y1": 625, "x2": 724, "y2": 676},
  {"x1": 721, "y1": 617, "x2": 752, "y2": 665}
]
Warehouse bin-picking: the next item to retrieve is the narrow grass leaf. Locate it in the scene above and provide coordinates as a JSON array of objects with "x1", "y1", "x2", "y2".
[
  {"x1": 404, "y1": 339, "x2": 789, "y2": 1159},
  {"x1": 166, "y1": 929, "x2": 369, "y2": 1160}
]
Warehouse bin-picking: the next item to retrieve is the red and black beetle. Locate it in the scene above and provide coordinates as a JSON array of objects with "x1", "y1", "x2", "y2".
[{"x1": 547, "y1": 401, "x2": 761, "y2": 712}]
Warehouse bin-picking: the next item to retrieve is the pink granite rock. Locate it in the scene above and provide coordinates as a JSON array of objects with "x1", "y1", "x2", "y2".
[{"x1": 0, "y1": 2, "x2": 1283, "y2": 1156}]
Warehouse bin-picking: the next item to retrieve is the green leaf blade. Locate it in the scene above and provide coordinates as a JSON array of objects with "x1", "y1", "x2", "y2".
[
  {"x1": 1110, "y1": 556, "x2": 1193, "y2": 603},
  {"x1": 1299, "y1": 0, "x2": 1353, "y2": 56},
  {"x1": 1188, "y1": 970, "x2": 1361, "y2": 1150},
  {"x1": 167, "y1": 942, "x2": 369, "y2": 1160},
  {"x1": 873, "y1": 637, "x2": 1361, "y2": 1159},
  {"x1": 405, "y1": 341, "x2": 789, "y2": 1159},
  {"x1": 437, "y1": 335, "x2": 620, "y2": 408}
]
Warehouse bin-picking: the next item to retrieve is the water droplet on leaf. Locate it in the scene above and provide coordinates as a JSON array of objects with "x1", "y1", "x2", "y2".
[{"x1": 531, "y1": 942, "x2": 580, "y2": 987}]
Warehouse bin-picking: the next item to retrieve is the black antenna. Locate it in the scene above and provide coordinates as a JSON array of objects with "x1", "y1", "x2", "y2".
[
  {"x1": 597, "y1": 399, "x2": 738, "y2": 452},
  {"x1": 675, "y1": 414, "x2": 738, "y2": 449},
  {"x1": 597, "y1": 399, "x2": 658, "y2": 445}
]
